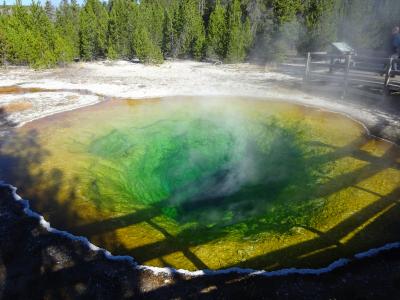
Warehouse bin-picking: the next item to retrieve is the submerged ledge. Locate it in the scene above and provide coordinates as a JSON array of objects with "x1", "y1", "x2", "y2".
[{"x1": 1, "y1": 181, "x2": 400, "y2": 298}]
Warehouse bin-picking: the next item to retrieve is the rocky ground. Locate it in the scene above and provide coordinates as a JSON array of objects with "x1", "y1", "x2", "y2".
[{"x1": 1, "y1": 60, "x2": 400, "y2": 299}]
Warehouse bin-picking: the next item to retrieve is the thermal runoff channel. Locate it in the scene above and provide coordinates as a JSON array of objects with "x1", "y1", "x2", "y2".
[{"x1": 1, "y1": 97, "x2": 399, "y2": 271}]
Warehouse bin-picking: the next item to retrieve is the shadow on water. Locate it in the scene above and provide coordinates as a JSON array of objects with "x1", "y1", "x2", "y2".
[
  {"x1": 0, "y1": 104, "x2": 400, "y2": 298},
  {"x1": 0, "y1": 108, "x2": 142, "y2": 298},
  {"x1": 72, "y1": 120, "x2": 400, "y2": 272}
]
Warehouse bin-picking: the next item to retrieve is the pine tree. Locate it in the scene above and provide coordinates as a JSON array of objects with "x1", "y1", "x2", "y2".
[
  {"x1": 173, "y1": 0, "x2": 205, "y2": 59},
  {"x1": 225, "y1": 0, "x2": 252, "y2": 63},
  {"x1": 297, "y1": 0, "x2": 337, "y2": 53},
  {"x1": 272, "y1": 0, "x2": 302, "y2": 25},
  {"x1": 206, "y1": 0, "x2": 226, "y2": 60},
  {"x1": 2, "y1": 0, "x2": 399, "y2": 67},
  {"x1": 130, "y1": 1, "x2": 164, "y2": 63},
  {"x1": 335, "y1": 0, "x2": 393, "y2": 50},
  {"x1": 132, "y1": 25, "x2": 163, "y2": 63},
  {"x1": 79, "y1": 5, "x2": 96, "y2": 60},
  {"x1": 107, "y1": 0, "x2": 141, "y2": 59},
  {"x1": 162, "y1": 8, "x2": 174, "y2": 57},
  {"x1": 0, "y1": 15, "x2": 7, "y2": 65},
  {"x1": 44, "y1": 0, "x2": 55, "y2": 22},
  {"x1": 56, "y1": 0, "x2": 80, "y2": 58},
  {"x1": 141, "y1": 0, "x2": 165, "y2": 48},
  {"x1": 79, "y1": 0, "x2": 108, "y2": 60},
  {"x1": 29, "y1": 1, "x2": 58, "y2": 67}
]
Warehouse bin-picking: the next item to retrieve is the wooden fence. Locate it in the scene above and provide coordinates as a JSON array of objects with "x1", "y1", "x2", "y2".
[{"x1": 304, "y1": 52, "x2": 400, "y2": 98}]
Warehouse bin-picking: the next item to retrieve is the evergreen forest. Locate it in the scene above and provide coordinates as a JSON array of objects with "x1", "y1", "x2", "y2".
[{"x1": 0, "y1": 0, "x2": 400, "y2": 68}]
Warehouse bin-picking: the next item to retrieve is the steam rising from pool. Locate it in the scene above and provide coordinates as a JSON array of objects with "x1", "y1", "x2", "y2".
[
  {"x1": 1, "y1": 97, "x2": 399, "y2": 271},
  {"x1": 86, "y1": 113, "x2": 319, "y2": 228}
]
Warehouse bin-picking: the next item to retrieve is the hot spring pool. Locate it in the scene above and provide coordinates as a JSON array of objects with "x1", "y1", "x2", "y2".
[{"x1": 1, "y1": 97, "x2": 399, "y2": 271}]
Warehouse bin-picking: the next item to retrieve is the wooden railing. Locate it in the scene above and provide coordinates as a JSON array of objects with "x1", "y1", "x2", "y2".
[{"x1": 304, "y1": 52, "x2": 400, "y2": 97}]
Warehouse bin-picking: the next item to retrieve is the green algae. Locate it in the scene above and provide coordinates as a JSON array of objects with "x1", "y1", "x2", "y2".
[
  {"x1": 83, "y1": 114, "x2": 326, "y2": 232},
  {"x1": 1, "y1": 97, "x2": 399, "y2": 271}
]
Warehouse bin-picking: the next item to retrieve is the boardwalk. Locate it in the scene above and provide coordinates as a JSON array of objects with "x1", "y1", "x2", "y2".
[{"x1": 303, "y1": 52, "x2": 400, "y2": 97}]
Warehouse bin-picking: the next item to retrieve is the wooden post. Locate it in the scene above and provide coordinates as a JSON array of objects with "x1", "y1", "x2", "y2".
[
  {"x1": 304, "y1": 52, "x2": 311, "y2": 82},
  {"x1": 384, "y1": 57, "x2": 393, "y2": 95},
  {"x1": 329, "y1": 56, "x2": 334, "y2": 73},
  {"x1": 342, "y1": 54, "x2": 351, "y2": 99}
]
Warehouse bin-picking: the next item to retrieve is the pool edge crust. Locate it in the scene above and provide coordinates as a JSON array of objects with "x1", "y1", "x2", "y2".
[{"x1": 1, "y1": 184, "x2": 400, "y2": 299}]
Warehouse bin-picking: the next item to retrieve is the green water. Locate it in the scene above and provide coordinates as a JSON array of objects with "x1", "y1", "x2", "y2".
[
  {"x1": 86, "y1": 116, "x2": 322, "y2": 230},
  {"x1": 1, "y1": 97, "x2": 399, "y2": 270}
]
